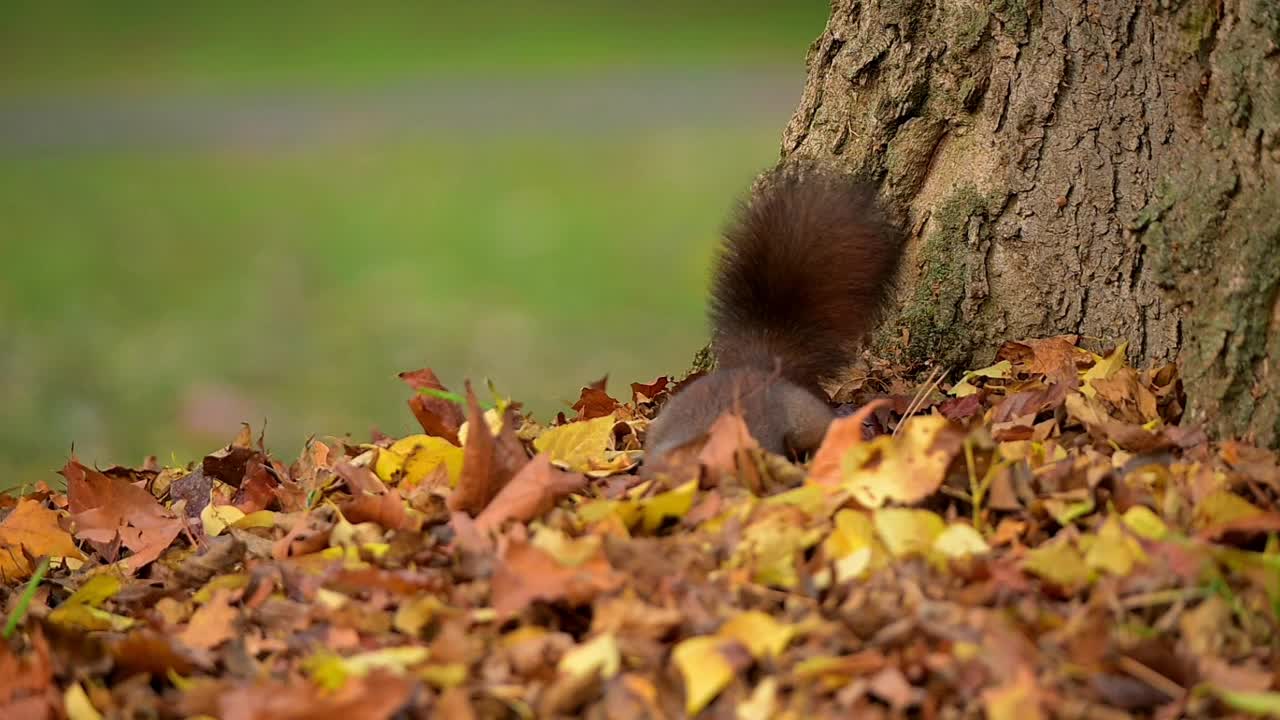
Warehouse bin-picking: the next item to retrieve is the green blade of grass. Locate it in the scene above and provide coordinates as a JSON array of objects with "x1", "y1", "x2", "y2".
[{"x1": 4, "y1": 556, "x2": 51, "y2": 638}]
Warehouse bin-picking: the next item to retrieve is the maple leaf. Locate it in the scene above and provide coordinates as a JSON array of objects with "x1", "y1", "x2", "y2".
[
  {"x1": 571, "y1": 380, "x2": 621, "y2": 420},
  {"x1": 61, "y1": 460, "x2": 183, "y2": 572},
  {"x1": 0, "y1": 499, "x2": 83, "y2": 580}
]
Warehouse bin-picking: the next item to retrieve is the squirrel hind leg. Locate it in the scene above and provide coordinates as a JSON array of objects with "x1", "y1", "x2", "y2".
[{"x1": 770, "y1": 380, "x2": 835, "y2": 456}]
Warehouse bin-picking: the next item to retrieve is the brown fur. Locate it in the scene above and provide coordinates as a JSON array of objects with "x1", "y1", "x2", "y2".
[{"x1": 646, "y1": 167, "x2": 904, "y2": 460}]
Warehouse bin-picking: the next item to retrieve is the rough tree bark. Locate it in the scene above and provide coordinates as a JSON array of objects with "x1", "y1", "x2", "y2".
[{"x1": 779, "y1": 0, "x2": 1279, "y2": 445}]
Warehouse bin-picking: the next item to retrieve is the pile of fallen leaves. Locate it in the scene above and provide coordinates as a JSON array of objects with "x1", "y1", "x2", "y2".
[{"x1": 3, "y1": 337, "x2": 1280, "y2": 719}]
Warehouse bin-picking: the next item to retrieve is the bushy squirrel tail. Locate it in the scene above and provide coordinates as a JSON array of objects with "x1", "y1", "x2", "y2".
[{"x1": 708, "y1": 167, "x2": 904, "y2": 389}]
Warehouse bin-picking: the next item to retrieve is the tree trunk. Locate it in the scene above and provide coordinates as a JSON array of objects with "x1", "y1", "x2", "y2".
[{"x1": 780, "y1": 0, "x2": 1279, "y2": 445}]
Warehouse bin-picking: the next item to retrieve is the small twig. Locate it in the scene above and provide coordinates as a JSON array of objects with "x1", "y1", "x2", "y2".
[
  {"x1": 1116, "y1": 655, "x2": 1185, "y2": 701},
  {"x1": 4, "y1": 556, "x2": 50, "y2": 638},
  {"x1": 894, "y1": 366, "x2": 948, "y2": 437}
]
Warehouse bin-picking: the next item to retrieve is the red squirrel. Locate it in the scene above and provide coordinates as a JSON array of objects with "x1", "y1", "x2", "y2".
[{"x1": 644, "y1": 166, "x2": 904, "y2": 462}]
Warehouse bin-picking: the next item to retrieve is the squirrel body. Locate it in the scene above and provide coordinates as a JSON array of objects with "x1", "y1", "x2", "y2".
[{"x1": 645, "y1": 167, "x2": 904, "y2": 461}]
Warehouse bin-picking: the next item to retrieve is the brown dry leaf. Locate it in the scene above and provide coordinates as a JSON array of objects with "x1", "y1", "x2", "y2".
[
  {"x1": 490, "y1": 538, "x2": 624, "y2": 618},
  {"x1": 0, "y1": 632, "x2": 59, "y2": 720},
  {"x1": 696, "y1": 412, "x2": 759, "y2": 475},
  {"x1": 450, "y1": 384, "x2": 528, "y2": 515},
  {"x1": 332, "y1": 460, "x2": 386, "y2": 496},
  {"x1": 0, "y1": 499, "x2": 83, "y2": 580},
  {"x1": 572, "y1": 381, "x2": 622, "y2": 420},
  {"x1": 818, "y1": 415, "x2": 963, "y2": 508},
  {"x1": 108, "y1": 630, "x2": 204, "y2": 676},
  {"x1": 1091, "y1": 367, "x2": 1160, "y2": 424},
  {"x1": 630, "y1": 376, "x2": 670, "y2": 403},
  {"x1": 339, "y1": 489, "x2": 411, "y2": 531},
  {"x1": 202, "y1": 443, "x2": 262, "y2": 488},
  {"x1": 399, "y1": 367, "x2": 465, "y2": 444},
  {"x1": 62, "y1": 459, "x2": 183, "y2": 571},
  {"x1": 1065, "y1": 393, "x2": 1172, "y2": 452},
  {"x1": 474, "y1": 453, "x2": 587, "y2": 533},
  {"x1": 178, "y1": 589, "x2": 239, "y2": 651},
  {"x1": 998, "y1": 336, "x2": 1085, "y2": 385},
  {"x1": 210, "y1": 671, "x2": 415, "y2": 720},
  {"x1": 170, "y1": 467, "x2": 214, "y2": 519},
  {"x1": 233, "y1": 458, "x2": 280, "y2": 513}
]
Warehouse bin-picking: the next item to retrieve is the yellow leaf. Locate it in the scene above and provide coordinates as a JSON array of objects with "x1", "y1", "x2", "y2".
[
  {"x1": 672, "y1": 636, "x2": 735, "y2": 716},
  {"x1": 64, "y1": 682, "x2": 103, "y2": 720},
  {"x1": 394, "y1": 595, "x2": 448, "y2": 637},
  {"x1": 1084, "y1": 515, "x2": 1146, "y2": 576},
  {"x1": 531, "y1": 527, "x2": 602, "y2": 567},
  {"x1": 762, "y1": 483, "x2": 829, "y2": 516},
  {"x1": 833, "y1": 548, "x2": 874, "y2": 583},
  {"x1": 304, "y1": 646, "x2": 430, "y2": 691},
  {"x1": 840, "y1": 416, "x2": 961, "y2": 508},
  {"x1": 420, "y1": 663, "x2": 468, "y2": 689},
  {"x1": 532, "y1": 414, "x2": 616, "y2": 473},
  {"x1": 200, "y1": 504, "x2": 245, "y2": 537},
  {"x1": 933, "y1": 523, "x2": 990, "y2": 558},
  {"x1": 822, "y1": 510, "x2": 887, "y2": 582},
  {"x1": 59, "y1": 574, "x2": 121, "y2": 607},
  {"x1": 1194, "y1": 490, "x2": 1263, "y2": 530},
  {"x1": 584, "y1": 451, "x2": 642, "y2": 478},
  {"x1": 231, "y1": 510, "x2": 276, "y2": 530},
  {"x1": 950, "y1": 360, "x2": 1013, "y2": 397},
  {"x1": 376, "y1": 435, "x2": 463, "y2": 487},
  {"x1": 736, "y1": 677, "x2": 778, "y2": 720},
  {"x1": 1080, "y1": 342, "x2": 1128, "y2": 398},
  {"x1": 639, "y1": 479, "x2": 698, "y2": 532},
  {"x1": 1212, "y1": 687, "x2": 1280, "y2": 717},
  {"x1": 314, "y1": 588, "x2": 348, "y2": 610},
  {"x1": 733, "y1": 514, "x2": 822, "y2": 589},
  {"x1": 824, "y1": 509, "x2": 877, "y2": 557},
  {"x1": 1121, "y1": 505, "x2": 1167, "y2": 540},
  {"x1": 458, "y1": 408, "x2": 504, "y2": 446},
  {"x1": 983, "y1": 669, "x2": 1044, "y2": 720},
  {"x1": 575, "y1": 497, "x2": 642, "y2": 530},
  {"x1": 192, "y1": 573, "x2": 249, "y2": 604},
  {"x1": 719, "y1": 611, "x2": 794, "y2": 660},
  {"x1": 873, "y1": 508, "x2": 946, "y2": 559},
  {"x1": 558, "y1": 633, "x2": 621, "y2": 679},
  {"x1": 1023, "y1": 535, "x2": 1091, "y2": 590},
  {"x1": 48, "y1": 574, "x2": 135, "y2": 632}
]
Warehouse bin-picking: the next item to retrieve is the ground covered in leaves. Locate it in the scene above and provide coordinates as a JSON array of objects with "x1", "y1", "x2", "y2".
[{"x1": 3, "y1": 336, "x2": 1280, "y2": 719}]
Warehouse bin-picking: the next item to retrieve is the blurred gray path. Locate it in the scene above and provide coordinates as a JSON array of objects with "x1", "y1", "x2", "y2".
[{"x1": 0, "y1": 68, "x2": 802, "y2": 153}]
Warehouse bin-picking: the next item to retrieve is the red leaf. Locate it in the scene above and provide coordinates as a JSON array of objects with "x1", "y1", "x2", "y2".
[{"x1": 399, "y1": 368, "x2": 464, "y2": 444}]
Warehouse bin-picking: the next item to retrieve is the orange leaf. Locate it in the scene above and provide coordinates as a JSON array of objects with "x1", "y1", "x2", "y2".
[
  {"x1": 490, "y1": 539, "x2": 623, "y2": 619},
  {"x1": 0, "y1": 499, "x2": 83, "y2": 580}
]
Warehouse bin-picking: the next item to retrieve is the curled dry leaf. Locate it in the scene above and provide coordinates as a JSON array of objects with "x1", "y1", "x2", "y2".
[
  {"x1": 474, "y1": 453, "x2": 587, "y2": 533},
  {"x1": 449, "y1": 383, "x2": 528, "y2": 515},
  {"x1": 399, "y1": 367, "x2": 464, "y2": 445}
]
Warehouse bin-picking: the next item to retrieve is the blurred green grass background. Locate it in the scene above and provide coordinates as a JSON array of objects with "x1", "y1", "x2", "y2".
[{"x1": 0, "y1": 1, "x2": 826, "y2": 488}]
